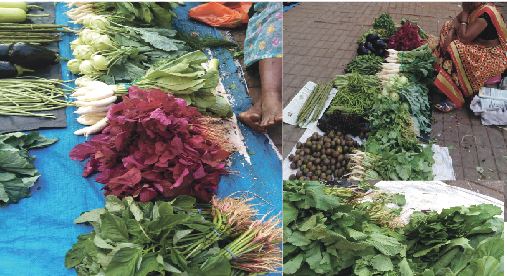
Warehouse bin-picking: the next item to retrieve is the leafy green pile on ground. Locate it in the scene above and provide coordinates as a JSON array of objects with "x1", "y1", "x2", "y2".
[
  {"x1": 283, "y1": 180, "x2": 504, "y2": 276},
  {"x1": 0, "y1": 132, "x2": 57, "y2": 205},
  {"x1": 66, "y1": 196, "x2": 282, "y2": 276},
  {"x1": 283, "y1": 180, "x2": 407, "y2": 275}
]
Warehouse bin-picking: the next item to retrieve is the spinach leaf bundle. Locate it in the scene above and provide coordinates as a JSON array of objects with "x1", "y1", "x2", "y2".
[
  {"x1": 0, "y1": 132, "x2": 57, "y2": 205},
  {"x1": 283, "y1": 180, "x2": 504, "y2": 276}
]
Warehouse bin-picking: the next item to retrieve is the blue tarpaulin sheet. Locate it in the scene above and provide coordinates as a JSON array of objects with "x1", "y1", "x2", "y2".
[{"x1": 0, "y1": 3, "x2": 281, "y2": 275}]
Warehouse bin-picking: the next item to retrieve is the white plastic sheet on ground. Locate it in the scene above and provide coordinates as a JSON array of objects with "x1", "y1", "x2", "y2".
[
  {"x1": 470, "y1": 87, "x2": 507, "y2": 126},
  {"x1": 431, "y1": 144, "x2": 455, "y2": 180},
  {"x1": 374, "y1": 181, "x2": 503, "y2": 223},
  {"x1": 283, "y1": 81, "x2": 337, "y2": 128}
]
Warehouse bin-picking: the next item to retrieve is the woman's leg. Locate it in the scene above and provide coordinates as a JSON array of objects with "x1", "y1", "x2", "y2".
[
  {"x1": 238, "y1": 80, "x2": 265, "y2": 133},
  {"x1": 259, "y1": 57, "x2": 282, "y2": 128}
]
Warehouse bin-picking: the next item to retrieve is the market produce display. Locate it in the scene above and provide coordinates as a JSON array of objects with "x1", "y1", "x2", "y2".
[
  {"x1": 299, "y1": 13, "x2": 437, "y2": 181},
  {"x1": 66, "y1": 196, "x2": 282, "y2": 275},
  {"x1": 66, "y1": 3, "x2": 233, "y2": 120},
  {"x1": 283, "y1": 180, "x2": 504, "y2": 276},
  {"x1": 70, "y1": 88, "x2": 231, "y2": 202},
  {"x1": 0, "y1": 2, "x2": 282, "y2": 275},
  {"x1": 0, "y1": 132, "x2": 56, "y2": 204},
  {"x1": 288, "y1": 132, "x2": 358, "y2": 181}
]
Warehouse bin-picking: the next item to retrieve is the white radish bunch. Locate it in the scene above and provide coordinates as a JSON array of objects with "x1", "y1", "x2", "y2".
[{"x1": 72, "y1": 80, "x2": 118, "y2": 136}]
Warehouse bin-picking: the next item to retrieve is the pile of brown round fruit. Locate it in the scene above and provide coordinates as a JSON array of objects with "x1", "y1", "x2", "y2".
[{"x1": 288, "y1": 131, "x2": 358, "y2": 181}]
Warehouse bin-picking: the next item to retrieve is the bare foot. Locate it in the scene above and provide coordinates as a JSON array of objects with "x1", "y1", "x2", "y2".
[
  {"x1": 239, "y1": 102, "x2": 266, "y2": 133},
  {"x1": 260, "y1": 90, "x2": 282, "y2": 128}
]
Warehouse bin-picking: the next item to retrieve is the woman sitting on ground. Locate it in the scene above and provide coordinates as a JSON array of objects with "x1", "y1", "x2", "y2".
[
  {"x1": 434, "y1": 2, "x2": 507, "y2": 112},
  {"x1": 238, "y1": 3, "x2": 283, "y2": 133}
]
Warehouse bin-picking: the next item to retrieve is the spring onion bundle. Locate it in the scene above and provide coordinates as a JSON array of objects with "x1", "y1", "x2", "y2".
[{"x1": 0, "y1": 78, "x2": 69, "y2": 118}]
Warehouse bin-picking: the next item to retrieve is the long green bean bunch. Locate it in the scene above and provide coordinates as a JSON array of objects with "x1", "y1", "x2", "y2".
[
  {"x1": 0, "y1": 78, "x2": 70, "y2": 118},
  {"x1": 0, "y1": 23, "x2": 73, "y2": 44}
]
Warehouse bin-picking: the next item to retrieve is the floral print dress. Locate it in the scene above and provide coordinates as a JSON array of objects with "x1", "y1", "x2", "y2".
[{"x1": 244, "y1": 2, "x2": 283, "y2": 67}]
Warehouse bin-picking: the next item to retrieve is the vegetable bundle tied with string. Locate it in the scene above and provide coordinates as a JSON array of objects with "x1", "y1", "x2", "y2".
[
  {"x1": 0, "y1": 78, "x2": 69, "y2": 118},
  {"x1": 0, "y1": 23, "x2": 72, "y2": 44},
  {"x1": 296, "y1": 81, "x2": 333, "y2": 127},
  {"x1": 65, "y1": 195, "x2": 282, "y2": 275}
]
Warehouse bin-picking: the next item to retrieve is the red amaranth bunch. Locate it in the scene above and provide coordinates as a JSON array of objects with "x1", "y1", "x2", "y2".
[
  {"x1": 387, "y1": 21, "x2": 425, "y2": 51},
  {"x1": 70, "y1": 86, "x2": 230, "y2": 202}
]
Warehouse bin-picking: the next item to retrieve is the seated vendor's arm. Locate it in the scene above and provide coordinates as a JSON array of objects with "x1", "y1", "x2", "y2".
[{"x1": 456, "y1": 12, "x2": 488, "y2": 43}]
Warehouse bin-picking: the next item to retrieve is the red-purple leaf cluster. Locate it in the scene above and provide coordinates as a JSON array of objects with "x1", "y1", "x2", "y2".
[
  {"x1": 70, "y1": 86, "x2": 231, "y2": 202},
  {"x1": 387, "y1": 22, "x2": 425, "y2": 51}
]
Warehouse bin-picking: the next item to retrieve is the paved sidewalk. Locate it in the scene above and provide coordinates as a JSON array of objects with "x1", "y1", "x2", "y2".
[{"x1": 283, "y1": 2, "x2": 507, "y2": 181}]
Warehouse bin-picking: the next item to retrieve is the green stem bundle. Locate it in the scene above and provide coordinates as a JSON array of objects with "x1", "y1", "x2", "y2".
[
  {"x1": 0, "y1": 23, "x2": 74, "y2": 44},
  {"x1": 296, "y1": 81, "x2": 333, "y2": 127},
  {"x1": 0, "y1": 78, "x2": 70, "y2": 118}
]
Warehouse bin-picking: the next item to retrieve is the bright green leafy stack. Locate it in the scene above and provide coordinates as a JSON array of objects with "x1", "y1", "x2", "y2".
[
  {"x1": 136, "y1": 50, "x2": 232, "y2": 118},
  {"x1": 66, "y1": 196, "x2": 231, "y2": 275},
  {"x1": 283, "y1": 180, "x2": 504, "y2": 275},
  {"x1": 283, "y1": 181, "x2": 407, "y2": 275},
  {"x1": 0, "y1": 132, "x2": 57, "y2": 205}
]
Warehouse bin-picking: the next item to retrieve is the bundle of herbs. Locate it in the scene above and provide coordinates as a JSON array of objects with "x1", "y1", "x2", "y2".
[
  {"x1": 66, "y1": 195, "x2": 282, "y2": 275},
  {"x1": 283, "y1": 180, "x2": 408, "y2": 275},
  {"x1": 344, "y1": 54, "x2": 383, "y2": 75},
  {"x1": 326, "y1": 73, "x2": 381, "y2": 116},
  {"x1": 385, "y1": 44, "x2": 436, "y2": 82},
  {"x1": 0, "y1": 132, "x2": 57, "y2": 205},
  {"x1": 70, "y1": 87, "x2": 232, "y2": 202},
  {"x1": 358, "y1": 13, "x2": 396, "y2": 43},
  {"x1": 361, "y1": 96, "x2": 434, "y2": 180},
  {"x1": 283, "y1": 180, "x2": 504, "y2": 275}
]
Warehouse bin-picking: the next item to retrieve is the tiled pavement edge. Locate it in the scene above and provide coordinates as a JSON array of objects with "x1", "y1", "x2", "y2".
[{"x1": 283, "y1": 2, "x2": 507, "y2": 181}]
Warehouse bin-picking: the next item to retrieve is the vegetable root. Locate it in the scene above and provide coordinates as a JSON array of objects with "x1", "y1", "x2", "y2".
[
  {"x1": 74, "y1": 95, "x2": 116, "y2": 107},
  {"x1": 74, "y1": 117, "x2": 108, "y2": 136}
]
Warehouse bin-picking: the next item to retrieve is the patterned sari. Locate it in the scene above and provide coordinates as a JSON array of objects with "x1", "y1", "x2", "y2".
[
  {"x1": 433, "y1": 4, "x2": 507, "y2": 108},
  {"x1": 244, "y1": 3, "x2": 283, "y2": 67}
]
